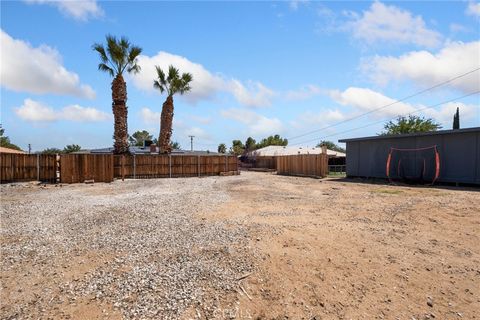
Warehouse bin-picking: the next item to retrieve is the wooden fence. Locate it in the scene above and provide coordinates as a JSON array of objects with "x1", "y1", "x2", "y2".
[
  {"x1": 276, "y1": 154, "x2": 328, "y2": 178},
  {"x1": 60, "y1": 154, "x2": 114, "y2": 183},
  {"x1": 114, "y1": 155, "x2": 238, "y2": 179},
  {"x1": 1, "y1": 153, "x2": 238, "y2": 184},
  {"x1": 0, "y1": 154, "x2": 57, "y2": 183}
]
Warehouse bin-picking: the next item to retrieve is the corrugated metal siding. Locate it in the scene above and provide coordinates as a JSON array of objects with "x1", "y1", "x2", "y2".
[{"x1": 342, "y1": 129, "x2": 480, "y2": 184}]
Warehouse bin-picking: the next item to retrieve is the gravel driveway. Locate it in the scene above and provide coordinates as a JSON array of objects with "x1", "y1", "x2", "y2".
[{"x1": 1, "y1": 177, "x2": 254, "y2": 319}]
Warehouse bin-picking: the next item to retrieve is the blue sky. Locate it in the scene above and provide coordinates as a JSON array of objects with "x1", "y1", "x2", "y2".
[{"x1": 1, "y1": 0, "x2": 479, "y2": 152}]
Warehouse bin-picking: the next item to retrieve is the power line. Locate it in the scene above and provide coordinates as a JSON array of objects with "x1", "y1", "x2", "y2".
[
  {"x1": 289, "y1": 91, "x2": 480, "y2": 147},
  {"x1": 287, "y1": 67, "x2": 480, "y2": 141}
]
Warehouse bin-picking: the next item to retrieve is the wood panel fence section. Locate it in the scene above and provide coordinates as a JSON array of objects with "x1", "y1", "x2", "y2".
[
  {"x1": 276, "y1": 154, "x2": 328, "y2": 178},
  {"x1": 0, "y1": 154, "x2": 57, "y2": 183},
  {"x1": 1, "y1": 154, "x2": 238, "y2": 184},
  {"x1": 113, "y1": 155, "x2": 238, "y2": 179},
  {"x1": 60, "y1": 154, "x2": 114, "y2": 184}
]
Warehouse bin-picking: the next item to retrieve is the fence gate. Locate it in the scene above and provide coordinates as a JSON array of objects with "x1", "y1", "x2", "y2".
[{"x1": 60, "y1": 154, "x2": 114, "y2": 183}]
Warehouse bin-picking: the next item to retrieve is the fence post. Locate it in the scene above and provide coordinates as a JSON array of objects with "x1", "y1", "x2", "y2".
[
  {"x1": 121, "y1": 155, "x2": 125, "y2": 181},
  {"x1": 198, "y1": 155, "x2": 200, "y2": 177},
  {"x1": 133, "y1": 154, "x2": 136, "y2": 179},
  {"x1": 169, "y1": 154, "x2": 172, "y2": 178},
  {"x1": 225, "y1": 155, "x2": 227, "y2": 173},
  {"x1": 36, "y1": 154, "x2": 40, "y2": 181}
]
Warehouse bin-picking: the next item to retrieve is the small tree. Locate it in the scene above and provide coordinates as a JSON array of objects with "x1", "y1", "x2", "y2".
[
  {"x1": 170, "y1": 141, "x2": 181, "y2": 150},
  {"x1": 316, "y1": 140, "x2": 345, "y2": 153},
  {"x1": 63, "y1": 144, "x2": 81, "y2": 153},
  {"x1": 217, "y1": 143, "x2": 227, "y2": 154},
  {"x1": 452, "y1": 107, "x2": 460, "y2": 130},
  {"x1": 41, "y1": 148, "x2": 63, "y2": 154},
  {"x1": 0, "y1": 126, "x2": 22, "y2": 151},
  {"x1": 381, "y1": 115, "x2": 441, "y2": 135},
  {"x1": 256, "y1": 134, "x2": 288, "y2": 149},
  {"x1": 245, "y1": 137, "x2": 256, "y2": 152},
  {"x1": 230, "y1": 140, "x2": 245, "y2": 155},
  {"x1": 129, "y1": 130, "x2": 153, "y2": 146}
]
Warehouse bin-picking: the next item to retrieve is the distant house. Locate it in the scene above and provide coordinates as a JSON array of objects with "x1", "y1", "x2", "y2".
[
  {"x1": 248, "y1": 145, "x2": 345, "y2": 158},
  {"x1": 0, "y1": 146, "x2": 26, "y2": 154},
  {"x1": 75, "y1": 146, "x2": 221, "y2": 156},
  {"x1": 244, "y1": 145, "x2": 346, "y2": 169}
]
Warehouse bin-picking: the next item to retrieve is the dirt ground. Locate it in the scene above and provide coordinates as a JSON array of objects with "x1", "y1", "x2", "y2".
[{"x1": 1, "y1": 171, "x2": 479, "y2": 319}]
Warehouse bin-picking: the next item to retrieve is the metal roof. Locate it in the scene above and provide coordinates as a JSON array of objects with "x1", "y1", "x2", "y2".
[
  {"x1": 247, "y1": 145, "x2": 346, "y2": 157},
  {"x1": 339, "y1": 127, "x2": 480, "y2": 143}
]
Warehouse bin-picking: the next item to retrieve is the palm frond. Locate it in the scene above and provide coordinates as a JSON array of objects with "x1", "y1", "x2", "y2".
[
  {"x1": 128, "y1": 46, "x2": 142, "y2": 63},
  {"x1": 106, "y1": 35, "x2": 124, "y2": 73},
  {"x1": 92, "y1": 43, "x2": 109, "y2": 63},
  {"x1": 98, "y1": 63, "x2": 114, "y2": 77},
  {"x1": 167, "y1": 65, "x2": 179, "y2": 84},
  {"x1": 127, "y1": 63, "x2": 141, "y2": 74},
  {"x1": 153, "y1": 80, "x2": 165, "y2": 94}
]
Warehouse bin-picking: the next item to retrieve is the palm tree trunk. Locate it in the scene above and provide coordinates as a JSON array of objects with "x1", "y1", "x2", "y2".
[
  {"x1": 158, "y1": 95, "x2": 174, "y2": 154},
  {"x1": 111, "y1": 74, "x2": 129, "y2": 154}
]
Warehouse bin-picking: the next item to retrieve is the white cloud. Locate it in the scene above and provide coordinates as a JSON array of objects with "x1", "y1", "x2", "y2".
[
  {"x1": 15, "y1": 99, "x2": 109, "y2": 122},
  {"x1": 290, "y1": 0, "x2": 309, "y2": 11},
  {"x1": 15, "y1": 99, "x2": 57, "y2": 122},
  {"x1": 328, "y1": 87, "x2": 478, "y2": 126},
  {"x1": 362, "y1": 41, "x2": 480, "y2": 93},
  {"x1": 466, "y1": 1, "x2": 480, "y2": 17},
  {"x1": 139, "y1": 108, "x2": 211, "y2": 141},
  {"x1": 228, "y1": 80, "x2": 274, "y2": 107},
  {"x1": 140, "y1": 107, "x2": 160, "y2": 125},
  {"x1": 188, "y1": 115, "x2": 212, "y2": 125},
  {"x1": 25, "y1": 0, "x2": 103, "y2": 21},
  {"x1": 220, "y1": 108, "x2": 283, "y2": 136},
  {"x1": 285, "y1": 84, "x2": 325, "y2": 100},
  {"x1": 130, "y1": 51, "x2": 274, "y2": 108},
  {"x1": 346, "y1": 1, "x2": 442, "y2": 47},
  {"x1": 0, "y1": 30, "x2": 95, "y2": 99},
  {"x1": 61, "y1": 105, "x2": 110, "y2": 122},
  {"x1": 329, "y1": 87, "x2": 417, "y2": 117},
  {"x1": 449, "y1": 23, "x2": 469, "y2": 34},
  {"x1": 423, "y1": 102, "x2": 478, "y2": 125}
]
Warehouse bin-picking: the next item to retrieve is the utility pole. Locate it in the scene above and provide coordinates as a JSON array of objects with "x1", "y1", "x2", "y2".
[
  {"x1": 188, "y1": 135, "x2": 195, "y2": 152},
  {"x1": 28, "y1": 144, "x2": 31, "y2": 154}
]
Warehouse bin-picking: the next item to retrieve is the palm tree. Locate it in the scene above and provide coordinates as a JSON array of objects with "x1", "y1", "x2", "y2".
[
  {"x1": 153, "y1": 65, "x2": 193, "y2": 153},
  {"x1": 93, "y1": 35, "x2": 142, "y2": 154}
]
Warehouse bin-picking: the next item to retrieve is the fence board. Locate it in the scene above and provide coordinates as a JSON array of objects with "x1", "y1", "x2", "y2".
[
  {"x1": 60, "y1": 154, "x2": 113, "y2": 183},
  {"x1": 0, "y1": 154, "x2": 57, "y2": 183},
  {"x1": 276, "y1": 154, "x2": 328, "y2": 178}
]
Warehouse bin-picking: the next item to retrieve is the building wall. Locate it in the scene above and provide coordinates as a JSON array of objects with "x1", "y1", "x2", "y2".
[{"x1": 344, "y1": 129, "x2": 480, "y2": 184}]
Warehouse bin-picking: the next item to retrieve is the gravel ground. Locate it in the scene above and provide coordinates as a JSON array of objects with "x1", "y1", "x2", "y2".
[
  {"x1": 2, "y1": 172, "x2": 479, "y2": 319},
  {"x1": 1, "y1": 177, "x2": 255, "y2": 319}
]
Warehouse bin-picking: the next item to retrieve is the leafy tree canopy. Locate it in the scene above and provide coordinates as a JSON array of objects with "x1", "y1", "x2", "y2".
[
  {"x1": 245, "y1": 137, "x2": 256, "y2": 151},
  {"x1": 229, "y1": 140, "x2": 245, "y2": 155},
  {"x1": 63, "y1": 144, "x2": 82, "y2": 154},
  {"x1": 316, "y1": 140, "x2": 345, "y2": 153},
  {"x1": 93, "y1": 35, "x2": 142, "y2": 77},
  {"x1": 153, "y1": 65, "x2": 193, "y2": 97},
  {"x1": 170, "y1": 141, "x2": 181, "y2": 150},
  {"x1": 381, "y1": 115, "x2": 441, "y2": 135},
  {"x1": 0, "y1": 127, "x2": 22, "y2": 151},
  {"x1": 256, "y1": 134, "x2": 288, "y2": 149},
  {"x1": 41, "y1": 148, "x2": 63, "y2": 154},
  {"x1": 129, "y1": 130, "x2": 153, "y2": 146},
  {"x1": 217, "y1": 143, "x2": 227, "y2": 154}
]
